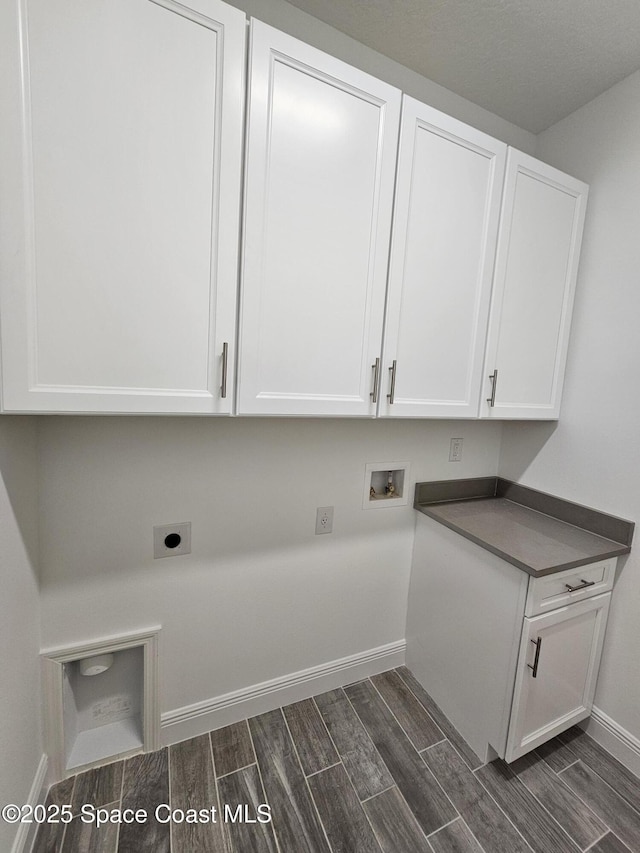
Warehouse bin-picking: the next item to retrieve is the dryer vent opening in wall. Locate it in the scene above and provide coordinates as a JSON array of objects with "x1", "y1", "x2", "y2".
[
  {"x1": 363, "y1": 462, "x2": 409, "y2": 509},
  {"x1": 63, "y1": 647, "x2": 144, "y2": 771},
  {"x1": 153, "y1": 522, "x2": 191, "y2": 558},
  {"x1": 42, "y1": 629, "x2": 160, "y2": 780}
]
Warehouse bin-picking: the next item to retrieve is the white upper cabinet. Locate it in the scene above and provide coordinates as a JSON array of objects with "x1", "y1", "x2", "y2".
[
  {"x1": 1, "y1": 0, "x2": 245, "y2": 413},
  {"x1": 482, "y1": 150, "x2": 589, "y2": 419},
  {"x1": 378, "y1": 97, "x2": 506, "y2": 418},
  {"x1": 237, "y1": 21, "x2": 401, "y2": 416},
  {"x1": 2, "y1": 3, "x2": 588, "y2": 420}
]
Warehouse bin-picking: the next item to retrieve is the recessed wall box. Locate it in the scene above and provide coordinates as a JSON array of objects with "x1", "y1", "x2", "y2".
[
  {"x1": 42, "y1": 628, "x2": 160, "y2": 780},
  {"x1": 363, "y1": 462, "x2": 409, "y2": 509}
]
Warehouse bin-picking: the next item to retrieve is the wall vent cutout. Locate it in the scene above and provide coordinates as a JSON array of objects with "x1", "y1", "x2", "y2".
[{"x1": 41, "y1": 628, "x2": 160, "y2": 780}]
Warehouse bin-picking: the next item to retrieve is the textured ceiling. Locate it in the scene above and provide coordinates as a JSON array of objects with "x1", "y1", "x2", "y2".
[{"x1": 282, "y1": 0, "x2": 640, "y2": 133}]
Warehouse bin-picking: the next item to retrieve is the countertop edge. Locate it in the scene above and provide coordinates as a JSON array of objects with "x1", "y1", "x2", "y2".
[
  {"x1": 415, "y1": 503, "x2": 631, "y2": 577},
  {"x1": 414, "y1": 477, "x2": 634, "y2": 546}
]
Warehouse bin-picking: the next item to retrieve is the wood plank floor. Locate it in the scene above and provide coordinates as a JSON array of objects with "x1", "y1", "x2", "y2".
[{"x1": 34, "y1": 667, "x2": 640, "y2": 853}]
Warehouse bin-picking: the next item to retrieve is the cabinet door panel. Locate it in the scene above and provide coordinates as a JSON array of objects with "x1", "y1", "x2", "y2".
[
  {"x1": 1, "y1": 0, "x2": 245, "y2": 413},
  {"x1": 380, "y1": 98, "x2": 506, "y2": 417},
  {"x1": 505, "y1": 593, "x2": 611, "y2": 762},
  {"x1": 238, "y1": 21, "x2": 400, "y2": 416},
  {"x1": 483, "y1": 150, "x2": 588, "y2": 419}
]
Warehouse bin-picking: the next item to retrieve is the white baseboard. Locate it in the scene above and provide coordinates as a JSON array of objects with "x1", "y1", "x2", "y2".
[
  {"x1": 10, "y1": 753, "x2": 47, "y2": 853},
  {"x1": 580, "y1": 705, "x2": 640, "y2": 778},
  {"x1": 161, "y1": 639, "x2": 406, "y2": 746}
]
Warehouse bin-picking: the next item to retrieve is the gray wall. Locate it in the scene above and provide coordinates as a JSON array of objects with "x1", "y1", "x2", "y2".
[
  {"x1": 37, "y1": 417, "x2": 501, "y2": 720},
  {"x1": 0, "y1": 419, "x2": 42, "y2": 852}
]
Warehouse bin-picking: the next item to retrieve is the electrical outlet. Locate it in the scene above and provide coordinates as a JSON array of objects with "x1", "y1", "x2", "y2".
[
  {"x1": 315, "y1": 506, "x2": 334, "y2": 535},
  {"x1": 449, "y1": 437, "x2": 463, "y2": 462},
  {"x1": 153, "y1": 522, "x2": 191, "y2": 558}
]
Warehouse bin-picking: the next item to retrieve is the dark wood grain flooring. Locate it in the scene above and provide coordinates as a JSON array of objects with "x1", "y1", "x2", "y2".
[
  {"x1": 362, "y1": 786, "x2": 431, "y2": 852},
  {"x1": 248, "y1": 709, "x2": 330, "y2": 853},
  {"x1": 422, "y1": 740, "x2": 533, "y2": 853},
  {"x1": 370, "y1": 669, "x2": 444, "y2": 751},
  {"x1": 32, "y1": 776, "x2": 75, "y2": 853},
  {"x1": 475, "y1": 758, "x2": 581, "y2": 853},
  {"x1": 61, "y1": 807, "x2": 119, "y2": 853},
  {"x1": 210, "y1": 721, "x2": 255, "y2": 778},
  {"x1": 217, "y1": 765, "x2": 279, "y2": 853},
  {"x1": 282, "y1": 698, "x2": 338, "y2": 777},
  {"x1": 314, "y1": 688, "x2": 393, "y2": 800},
  {"x1": 34, "y1": 667, "x2": 640, "y2": 853},
  {"x1": 589, "y1": 833, "x2": 636, "y2": 853},
  {"x1": 535, "y1": 735, "x2": 581, "y2": 773},
  {"x1": 428, "y1": 818, "x2": 485, "y2": 853},
  {"x1": 396, "y1": 666, "x2": 483, "y2": 770},
  {"x1": 118, "y1": 750, "x2": 170, "y2": 853},
  {"x1": 71, "y1": 763, "x2": 123, "y2": 814},
  {"x1": 306, "y1": 763, "x2": 381, "y2": 853},
  {"x1": 344, "y1": 679, "x2": 457, "y2": 837},
  {"x1": 509, "y1": 749, "x2": 607, "y2": 849},
  {"x1": 559, "y1": 760, "x2": 640, "y2": 852},
  {"x1": 559, "y1": 727, "x2": 640, "y2": 814},
  {"x1": 169, "y1": 734, "x2": 226, "y2": 852}
]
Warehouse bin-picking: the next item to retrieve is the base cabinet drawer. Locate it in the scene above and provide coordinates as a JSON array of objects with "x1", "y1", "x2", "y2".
[
  {"x1": 504, "y1": 592, "x2": 611, "y2": 762},
  {"x1": 525, "y1": 559, "x2": 615, "y2": 617}
]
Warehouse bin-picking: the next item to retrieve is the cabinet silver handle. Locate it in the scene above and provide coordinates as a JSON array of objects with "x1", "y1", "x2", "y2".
[
  {"x1": 565, "y1": 579, "x2": 596, "y2": 592},
  {"x1": 370, "y1": 358, "x2": 380, "y2": 403},
  {"x1": 487, "y1": 369, "x2": 498, "y2": 407},
  {"x1": 387, "y1": 360, "x2": 397, "y2": 404},
  {"x1": 221, "y1": 341, "x2": 229, "y2": 399},
  {"x1": 528, "y1": 637, "x2": 542, "y2": 678}
]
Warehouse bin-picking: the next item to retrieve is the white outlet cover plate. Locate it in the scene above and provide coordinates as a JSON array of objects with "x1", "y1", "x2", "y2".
[
  {"x1": 153, "y1": 522, "x2": 191, "y2": 558},
  {"x1": 449, "y1": 437, "x2": 464, "y2": 462},
  {"x1": 315, "y1": 506, "x2": 334, "y2": 535}
]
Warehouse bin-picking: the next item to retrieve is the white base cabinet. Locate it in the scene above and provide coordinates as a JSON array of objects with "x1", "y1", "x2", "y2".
[
  {"x1": 407, "y1": 514, "x2": 615, "y2": 763},
  {"x1": 505, "y1": 593, "x2": 611, "y2": 761}
]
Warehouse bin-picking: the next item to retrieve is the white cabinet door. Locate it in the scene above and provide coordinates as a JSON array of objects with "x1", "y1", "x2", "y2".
[
  {"x1": 237, "y1": 21, "x2": 401, "y2": 416},
  {"x1": 1, "y1": 0, "x2": 245, "y2": 413},
  {"x1": 379, "y1": 98, "x2": 506, "y2": 418},
  {"x1": 482, "y1": 150, "x2": 588, "y2": 419},
  {"x1": 505, "y1": 593, "x2": 611, "y2": 762}
]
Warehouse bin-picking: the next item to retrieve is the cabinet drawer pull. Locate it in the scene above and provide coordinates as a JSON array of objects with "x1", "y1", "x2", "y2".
[
  {"x1": 387, "y1": 360, "x2": 397, "y2": 404},
  {"x1": 370, "y1": 358, "x2": 380, "y2": 403},
  {"x1": 528, "y1": 637, "x2": 542, "y2": 678},
  {"x1": 565, "y1": 579, "x2": 596, "y2": 592},
  {"x1": 486, "y1": 369, "x2": 498, "y2": 407},
  {"x1": 221, "y1": 341, "x2": 229, "y2": 399}
]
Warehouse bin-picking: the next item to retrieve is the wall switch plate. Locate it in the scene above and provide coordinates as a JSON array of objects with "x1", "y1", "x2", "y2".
[
  {"x1": 315, "y1": 506, "x2": 334, "y2": 535},
  {"x1": 153, "y1": 522, "x2": 191, "y2": 558},
  {"x1": 449, "y1": 438, "x2": 463, "y2": 462}
]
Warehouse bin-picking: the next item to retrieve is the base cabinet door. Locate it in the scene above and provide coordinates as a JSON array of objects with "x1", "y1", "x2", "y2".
[
  {"x1": 237, "y1": 21, "x2": 401, "y2": 416},
  {"x1": 482, "y1": 149, "x2": 589, "y2": 419},
  {"x1": 1, "y1": 0, "x2": 245, "y2": 413},
  {"x1": 378, "y1": 97, "x2": 506, "y2": 418},
  {"x1": 505, "y1": 592, "x2": 611, "y2": 762}
]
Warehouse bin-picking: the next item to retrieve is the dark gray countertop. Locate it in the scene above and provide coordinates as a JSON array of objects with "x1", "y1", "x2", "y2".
[{"x1": 414, "y1": 478, "x2": 634, "y2": 577}]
